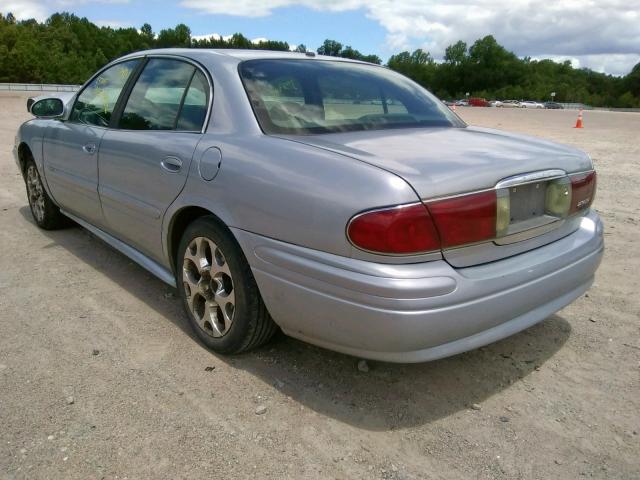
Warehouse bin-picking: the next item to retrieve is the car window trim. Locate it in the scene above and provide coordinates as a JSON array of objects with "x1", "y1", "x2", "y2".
[
  {"x1": 68, "y1": 57, "x2": 144, "y2": 129},
  {"x1": 112, "y1": 54, "x2": 213, "y2": 134},
  {"x1": 67, "y1": 54, "x2": 213, "y2": 134},
  {"x1": 237, "y1": 58, "x2": 465, "y2": 136},
  {"x1": 109, "y1": 57, "x2": 149, "y2": 129},
  {"x1": 173, "y1": 68, "x2": 197, "y2": 130}
]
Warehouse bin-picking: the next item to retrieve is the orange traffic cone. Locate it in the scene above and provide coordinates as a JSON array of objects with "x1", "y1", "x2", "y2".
[{"x1": 574, "y1": 109, "x2": 584, "y2": 128}]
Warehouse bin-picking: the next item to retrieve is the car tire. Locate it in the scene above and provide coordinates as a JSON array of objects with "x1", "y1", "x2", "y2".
[
  {"x1": 176, "y1": 216, "x2": 278, "y2": 354},
  {"x1": 24, "y1": 160, "x2": 68, "y2": 230}
]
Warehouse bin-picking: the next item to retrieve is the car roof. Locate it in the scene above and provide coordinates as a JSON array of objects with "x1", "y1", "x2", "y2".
[{"x1": 118, "y1": 48, "x2": 374, "y2": 65}]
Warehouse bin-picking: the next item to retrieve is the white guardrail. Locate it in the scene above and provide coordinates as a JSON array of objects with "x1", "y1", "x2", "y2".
[
  {"x1": 0, "y1": 83, "x2": 81, "y2": 92},
  {"x1": 2, "y1": 83, "x2": 637, "y2": 111}
]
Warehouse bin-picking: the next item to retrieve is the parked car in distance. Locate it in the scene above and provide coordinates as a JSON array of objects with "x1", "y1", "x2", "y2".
[
  {"x1": 14, "y1": 49, "x2": 603, "y2": 363},
  {"x1": 454, "y1": 99, "x2": 469, "y2": 106},
  {"x1": 488, "y1": 100, "x2": 503, "y2": 107},
  {"x1": 520, "y1": 100, "x2": 545, "y2": 109},
  {"x1": 544, "y1": 101, "x2": 564, "y2": 109},
  {"x1": 468, "y1": 97, "x2": 489, "y2": 107},
  {"x1": 501, "y1": 99, "x2": 522, "y2": 108}
]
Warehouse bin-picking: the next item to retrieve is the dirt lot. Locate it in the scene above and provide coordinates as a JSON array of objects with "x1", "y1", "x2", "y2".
[{"x1": 0, "y1": 92, "x2": 638, "y2": 479}]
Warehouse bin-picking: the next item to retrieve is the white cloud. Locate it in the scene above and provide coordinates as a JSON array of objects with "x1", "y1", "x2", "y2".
[
  {"x1": 2, "y1": 0, "x2": 129, "y2": 22},
  {"x1": 2, "y1": 1, "x2": 49, "y2": 20},
  {"x1": 192, "y1": 33, "x2": 302, "y2": 50},
  {"x1": 570, "y1": 54, "x2": 640, "y2": 77},
  {"x1": 192, "y1": 33, "x2": 222, "y2": 41},
  {"x1": 179, "y1": 0, "x2": 362, "y2": 18},
  {"x1": 531, "y1": 54, "x2": 640, "y2": 77},
  {"x1": 3, "y1": 0, "x2": 639, "y2": 74},
  {"x1": 94, "y1": 19, "x2": 132, "y2": 28},
  {"x1": 180, "y1": 0, "x2": 640, "y2": 75}
]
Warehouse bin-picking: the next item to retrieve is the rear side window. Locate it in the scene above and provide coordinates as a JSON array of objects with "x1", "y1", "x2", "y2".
[
  {"x1": 119, "y1": 59, "x2": 207, "y2": 131},
  {"x1": 70, "y1": 60, "x2": 139, "y2": 127},
  {"x1": 176, "y1": 70, "x2": 209, "y2": 131}
]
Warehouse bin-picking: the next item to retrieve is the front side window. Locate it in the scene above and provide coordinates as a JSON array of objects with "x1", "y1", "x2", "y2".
[
  {"x1": 119, "y1": 59, "x2": 207, "y2": 131},
  {"x1": 239, "y1": 59, "x2": 464, "y2": 134},
  {"x1": 70, "y1": 60, "x2": 139, "y2": 127}
]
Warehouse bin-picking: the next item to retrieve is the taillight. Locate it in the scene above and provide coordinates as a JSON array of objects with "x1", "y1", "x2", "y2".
[
  {"x1": 347, "y1": 203, "x2": 440, "y2": 254},
  {"x1": 569, "y1": 171, "x2": 596, "y2": 214},
  {"x1": 427, "y1": 191, "x2": 497, "y2": 248},
  {"x1": 348, "y1": 170, "x2": 596, "y2": 255}
]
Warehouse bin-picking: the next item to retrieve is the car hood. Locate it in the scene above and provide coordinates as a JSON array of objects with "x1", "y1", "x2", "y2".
[{"x1": 280, "y1": 126, "x2": 592, "y2": 199}]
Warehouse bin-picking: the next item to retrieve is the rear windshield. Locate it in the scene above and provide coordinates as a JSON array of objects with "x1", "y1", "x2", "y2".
[{"x1": 239, "y1": 59, "x2": 465, "y2": 135}]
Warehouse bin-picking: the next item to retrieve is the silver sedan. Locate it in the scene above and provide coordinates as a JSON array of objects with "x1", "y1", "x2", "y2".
[{"x1": 14, "y1": 49, "x2": 603, "y2": 362}]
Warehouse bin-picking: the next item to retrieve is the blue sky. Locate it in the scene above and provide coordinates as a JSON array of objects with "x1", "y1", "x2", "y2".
[
  {"x1": 79, "y1": 4, "x2": 389, "y2": 57},
  {"x1": 3, "y1": 1, "x2": 640, "y2": 75}
]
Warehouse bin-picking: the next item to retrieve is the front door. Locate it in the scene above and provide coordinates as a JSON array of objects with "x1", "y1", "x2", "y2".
[
  {"x1": 42, "y1": 59, "x2": 141, "y2": 227},
  {"x1": 98, "y1": 58, "x2": 210, "y2": 263}
]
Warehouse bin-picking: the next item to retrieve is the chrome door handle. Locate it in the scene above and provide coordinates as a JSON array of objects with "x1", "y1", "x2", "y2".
[
  {"x1": 161, "y1": 156, "x2": 183, "y2": 173},
  {"x1": 82, "y1": 143, "x2": 96, "y2": 155}
]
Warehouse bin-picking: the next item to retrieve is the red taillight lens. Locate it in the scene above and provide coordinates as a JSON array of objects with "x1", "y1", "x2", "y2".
[
  {"x1": 427, "y1": 190, "x2": 497, "y2": 248},
  {"x1": 348, "y1": 171, "x2": 596, "y2": 256},
  {"x1": 569, "y1": 171, "x2": 596, "y2": 214},
  {"x1": 347, "y1": 203, "x2": 441, "y2": 254}
]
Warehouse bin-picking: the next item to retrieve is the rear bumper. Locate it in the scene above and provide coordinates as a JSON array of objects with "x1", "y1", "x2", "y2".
[{"x1": 232, "y1": 210, "x2": 604, "y2": 363}]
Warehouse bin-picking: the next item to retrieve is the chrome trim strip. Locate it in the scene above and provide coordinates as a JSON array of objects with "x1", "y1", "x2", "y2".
[
  {"x1": 495, "y1": 169, "x2": 566, "y2": 189},
  {"x1": 424, "y1": 187, "x2": 495, "y2": 203},
  {"x1": 422, "y1": 169, "x2": 595, "y2": 203},
  {"x1": 68, "y1": 53, "x2": 214, "y2": 135},
  {"x1": 494, "y1": 218, "x2": 564, "y2": 245},
  {"x1": 136, "y1": 54, "x2": 214, "y2": 134},
  {"x1": 568, "y1": 169, "x2": 596, "y2": 179},
  {"x1": 350, "y1": 169, "x2": 596, "y2": 257},
  {"x1": 61, "y1": 209, "x2": 176, "y2": 287},
  {"x1": 418, "y1": 169, "x2": 596, "y2": 250}
]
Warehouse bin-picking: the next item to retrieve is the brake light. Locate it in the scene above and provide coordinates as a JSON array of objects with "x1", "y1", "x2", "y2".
[
  {"x1": 347, "y1": 203, "x2": 440, "y2": 254},
  {"x1": 348, "y1": 170, "x2": 596, "y2": 256},
  {"x1": 427, "y1": 191, "x2": 497, "y2": 248},
  {"x1": 569, "y1": 171, "x2": 596, "y2": 214}
]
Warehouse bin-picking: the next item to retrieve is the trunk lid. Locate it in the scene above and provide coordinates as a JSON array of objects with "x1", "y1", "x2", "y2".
[
  {"x1": 281, "y1": 126, "x2": 593, "y2": 266},
  {"x1": 281, "y1": 126, "x2": 591, "y2": 199}
]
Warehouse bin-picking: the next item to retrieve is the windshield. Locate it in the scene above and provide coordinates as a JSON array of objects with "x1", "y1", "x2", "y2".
[{"x1": 239, "y1": 59, "x2": 465, "y2": 135}]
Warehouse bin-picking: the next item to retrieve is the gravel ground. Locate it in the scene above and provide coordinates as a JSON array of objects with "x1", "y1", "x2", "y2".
[{"x1": 1, "y1": 93, "x2": 638, "y2": 479}]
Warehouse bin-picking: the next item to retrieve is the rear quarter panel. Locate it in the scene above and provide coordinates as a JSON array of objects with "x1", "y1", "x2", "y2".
[{"x1": 164, "y1": 133, "x2": 421, "y2": 259}]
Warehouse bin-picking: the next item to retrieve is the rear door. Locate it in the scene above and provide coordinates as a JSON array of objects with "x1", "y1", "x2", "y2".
[
  {"x1": 42, "y1": 59, "x2": 140, "y2": 226},
  {"x1": 97, "y1": 57, "x2": 210, "y2": 262}
]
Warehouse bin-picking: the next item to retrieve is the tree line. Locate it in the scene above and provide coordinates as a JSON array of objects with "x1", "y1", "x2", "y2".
[{"x1": 1, "y1": 12, "x2": 638, "y2": 107}]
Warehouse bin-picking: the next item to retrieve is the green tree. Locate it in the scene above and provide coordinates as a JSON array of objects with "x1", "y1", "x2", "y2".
[
  {"x1": 317, "y1": 39, "x2": 342, "y2": 57},
  {"x1": 623, "y1": 63, "x2": 640, "y2": 97},
  {"x1": 156, "y1": 23, "x2": 191, "y2": 48},
  {"x1": 0, "y1": 11, "x2": 637, "y2": 108},
  {"x1": 444, "y1": 40, "x2": 467, "y2": 65}
]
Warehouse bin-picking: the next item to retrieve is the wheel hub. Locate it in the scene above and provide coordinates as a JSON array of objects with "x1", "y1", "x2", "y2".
[
  {"x1": 182, "y1": 237, "x2": 235, "y2": 338},
  {"x1": 26, "y1": 165, "x2": 45, "y2": 223}
]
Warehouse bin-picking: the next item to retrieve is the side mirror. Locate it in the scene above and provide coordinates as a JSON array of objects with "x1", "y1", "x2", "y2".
[{"x1": 30, "y1": 98, "x2": 64, "y2": 118}]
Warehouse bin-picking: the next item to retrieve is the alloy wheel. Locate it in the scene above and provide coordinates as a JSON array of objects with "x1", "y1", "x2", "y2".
[
  {"x1": 182, "y1": 236, "x2": 235, "y2": 337},
  {"x1": 26, "y1": 165, "x2": 45, "y2": 223}
]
